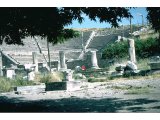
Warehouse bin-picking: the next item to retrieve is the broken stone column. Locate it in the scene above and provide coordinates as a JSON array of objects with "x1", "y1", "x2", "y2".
[
  {"x1": 57, "y1": 61, "x2": 60, "y2": 71},
  {"x1": 125, "y1": 61, "x2": 138, "y2": 72},
  {"x1": 128, "y1": 39, "x2": 136, "y2": 63},
  {"x1": 28, "y1": 71, "x2": 35, "y2": 81},
  {"x1": 32, "y1": 52, "x2": 38, "y2": 72},
  {"x1": 63, "y1": 70, "x2": 73, "y2": 81},
  {"x1": 24, "y1": 64, "x2": 36, "y2": 81},
  {"x1": 59, "y1": 51, "x2": 67, "y2": 70},
  {"x1": 5, "y1": 68, "x2": 16, "y2": 79},
  {"x1": 90, "y1": 50, "x2": 99, "y2": 69}
]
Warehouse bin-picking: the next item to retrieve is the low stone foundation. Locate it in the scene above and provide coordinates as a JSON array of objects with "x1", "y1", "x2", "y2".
[
  {"x1": 45, "y1": 81, "x2": 83, "y2": 91},
  {"x1": 14, "y1": 81, "x2": 84, "y2": 94},
  {"x1": 149, "y1": 62, "x2": 160, "y2": 70},
  {"x1": 14, "y1": 84, "x2": 46, "y2": 94}
]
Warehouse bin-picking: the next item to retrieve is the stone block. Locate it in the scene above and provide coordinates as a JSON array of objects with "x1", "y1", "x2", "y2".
[
  {"x1": 14, "y1": 84, "x2": 46, "y2": 94},
  {"x1": 45, "y1": 81, "x2": 83, "y2": 91},
  {"x1": 115, "y1": 64, "x2": 126, "y2": 71},
  {"x1": 126, "y1": 61, "x2": 137, "y2": 70}
]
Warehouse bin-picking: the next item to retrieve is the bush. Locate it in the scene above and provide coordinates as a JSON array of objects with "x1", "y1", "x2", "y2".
[
  {"x1": 0, "y1": 77, "x2": 12, "y2": 92},
  {"x1": 102, "y1": 38, "x2": 160, "y2": 60},
  {"x1": 12, "y1": 75, "x2": 34, "y2": 86},
  {"x1": 102, "y1": 41, "x2": 128, "y2": 59},
  {"x1": 135, "y1": 38, "x2": 159, "y2": 58},
  {"x1": 38, "y1": 72, "x2": 64, "y2": 83},
  {"x1": 73, "y1": 73, "x2": 84, "y2": 79}
]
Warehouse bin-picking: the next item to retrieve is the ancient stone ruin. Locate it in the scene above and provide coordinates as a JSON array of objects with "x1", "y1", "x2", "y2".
[{"x1": 0, "y1": 27, "x2": 145, "y2": 93}]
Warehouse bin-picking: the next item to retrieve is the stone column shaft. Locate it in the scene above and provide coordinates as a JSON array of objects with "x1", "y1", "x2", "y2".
[
  {"x1": 91, "y1": 51, "x2": 99, "y2": 69},
  {"x1": 32, "y1": 52, "x2": 38, "y2": 72},
  {"x1": 128, "y1": 39, "x2": 136, "y2": 63},
  {"x1": 59, "y1": 51, "x2": 67, "y2": 69}
]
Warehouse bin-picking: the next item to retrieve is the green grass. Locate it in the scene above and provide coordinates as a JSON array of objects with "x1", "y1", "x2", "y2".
[
  {"x1": 0, "y1": 78, "x2": 12, "y2": 92},
  {"x1": 0, "y1": 72, "x2": 64, "y2": 93},
  {"x1": 108, "y1": 58, "x2": 150, "y2": 72},
  {"x1": 73, "y1": 74, "x2": 84, "y2": 80},
  {"x1": 35, "y1": 72, "x2": 64, "y2": 83},
  {"x1": 137, "y1": 58, "x2": 150, "y2": 70},
  {"x1": 112, "y1": 85, "x2": 151, "y2": 94},
  {"x1": 0, "y1": 76, "x2": 34, "y2": 93},
  {"x1": 85, "y1": 56, "x2": 160, "y2": 82},
  {"x1": 108, "y1": 58, "x2": 150, "y2": 74},
  {"x1": 102, "y1": 37, "x2": 160, "y2": 60}
]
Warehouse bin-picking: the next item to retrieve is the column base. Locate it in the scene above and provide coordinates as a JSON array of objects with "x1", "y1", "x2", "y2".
[{"x1": 91, "y1": 66, "x2": 100, "y2": 69}]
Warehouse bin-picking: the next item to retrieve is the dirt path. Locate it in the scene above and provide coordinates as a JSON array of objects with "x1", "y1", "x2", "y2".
[{"x1": 0, "y1": 78, "x2": 160, "y2": 112}]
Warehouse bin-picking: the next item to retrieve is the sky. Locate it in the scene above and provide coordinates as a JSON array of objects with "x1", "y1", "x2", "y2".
[{"x1": 65, "y1": 7, "x2": 148, "y2": 28}]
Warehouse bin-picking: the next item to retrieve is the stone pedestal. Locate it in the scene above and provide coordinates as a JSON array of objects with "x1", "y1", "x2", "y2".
[
  {"x1": 125, "y1": 61, "x2": 138, "y2": 73},
  {"x1": 28, "y1": 71, "x2": 35, "y2": 81},
  {"x1": 128, "y1": 39, "x2": 136, "y2": 63},
  {"x1": 3, "y1": 68, "x2": 16, "y2": 79},
  {"x1": 59, "y1": 51, "x2": 67, "y2": 70},
  {"x1": 90, "y1": 51, "x2": 99, "y2": 69},
  {"x1": 32, "y1": 52, "x2": 38, "y2": 72},
  {"x1": 24, "y1": 64, "x2": 36, "y2": 81}
]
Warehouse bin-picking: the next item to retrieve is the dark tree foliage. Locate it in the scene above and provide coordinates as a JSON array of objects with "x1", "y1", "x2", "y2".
[
  {"x1": 0, "y1": 7, "x2": 131, "y2": 45},
  {"x1": 147, "y1": 7, "x2": 160, "y2": 40}
]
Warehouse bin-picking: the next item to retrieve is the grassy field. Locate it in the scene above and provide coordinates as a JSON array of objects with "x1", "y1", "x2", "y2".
[
  {"x1": 0, "y1": 72, "x2": 64, "y2": 93},
  {"x1": 0, "y1": 76, "x2": 34, "y2": 93}
]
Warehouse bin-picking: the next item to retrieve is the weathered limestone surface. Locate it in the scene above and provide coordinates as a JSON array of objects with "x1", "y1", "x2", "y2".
[
  {"x1": 28, "y1": 71, "x2": 35, "y2": 81},
  {"x1": 14, "y1": 84, "x2": 46, "y2": 94},
  {"x1": 128, "y1": 39, "x2": 136, "y2": 63},
  {"x1": 59, "y1": 51, "x2": 67, "y2": 70},
  {"x1": 6, "y1": 69, "x2": 16, "y2": 79},
  {"x1": 32, "y1": 52, "x2": 38, "y2": 72},
  {"x1": 90, "y1": 51, "x2": 99, "y2": 69}
]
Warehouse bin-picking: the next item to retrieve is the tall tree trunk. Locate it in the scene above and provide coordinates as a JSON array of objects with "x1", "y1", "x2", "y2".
[{"x1": 47, "y1": 39, "x2": 51, "y2": 72}]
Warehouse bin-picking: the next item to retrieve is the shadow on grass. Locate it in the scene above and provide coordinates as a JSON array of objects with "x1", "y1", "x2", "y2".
[{"x1": 0, "y1": 95, "x2": 159, "y2": 113}]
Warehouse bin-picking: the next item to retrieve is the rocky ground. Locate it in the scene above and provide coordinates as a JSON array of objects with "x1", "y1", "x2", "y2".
[{"x1": 1, "y1": 78, "x2": 160, "y2": 112}]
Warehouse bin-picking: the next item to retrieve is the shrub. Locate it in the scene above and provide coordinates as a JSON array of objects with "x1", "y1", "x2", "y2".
[
  {"x1": 73, "y1": 73, "x2": 84, "y2": 79},
  {"x1": 0, "y1": 77, "x2": 12, "y2": 92},
  {"x1": 135, "y1": 38, "x2": 160, "y2": 59},
  {"x1": 102, "y1": 38, "x2": 160, "y2": 60},
  {"x1": 88, "y1": 78, "x2": 96, "y2": 82},
  {"x1": 12, "y1": 75, "x2": 34, "y2": 86},
  {"x1": 102, "y1": 41, "x2": 128, "y2": 59},
  {"x1": 38, "y1": 72, "x2": 63, "y2": 83}
]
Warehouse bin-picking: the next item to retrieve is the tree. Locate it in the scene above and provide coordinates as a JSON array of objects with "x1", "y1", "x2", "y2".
[
  {"x1": 147, "y1": 7, "x2": 160, "y2": 41},
  {"x1": 0, "y1": 7, "x2": 131, "y2": 45}
]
